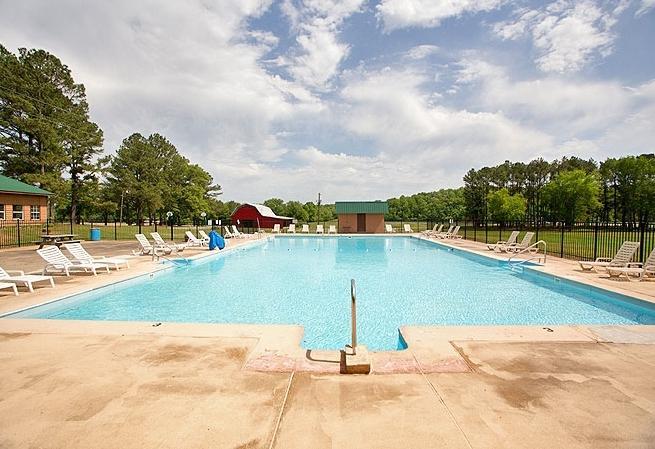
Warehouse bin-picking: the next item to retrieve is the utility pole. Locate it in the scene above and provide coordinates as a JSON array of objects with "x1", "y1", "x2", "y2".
[{"x1": 317, "y1": 192, "x2": 321, "y2": 223}]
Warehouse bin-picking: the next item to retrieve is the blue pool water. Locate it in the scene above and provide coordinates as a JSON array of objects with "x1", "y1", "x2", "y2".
[{"x1": 9, "y1": 237, "x2": 655, "y2": 350}]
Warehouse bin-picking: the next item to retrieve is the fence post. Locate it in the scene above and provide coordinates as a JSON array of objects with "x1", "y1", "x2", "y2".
[
  {"x1": 473, "y1": 219, "x2": 476, "y2": 242},
  {"x1": 639, "y1": 221, "x2": 646, "y2": 262},
  {"x1": 138, "y1": 220, "x2": 142, "y2": 235},
  {"x1": 593, "y1": 220, "x2": 599, "y2": 260},
  {"x1": 464, "y1": 219, "x2": 467, "y2": 240},
  {"x1": 484, "y1": 220, "x2": 488, "y2": 244},
  {"x1": 114, "y1": 220, "x2": 117, "y2": 240},
  {"x1": 16, "y1": 220, "x2": 21, "y2": 248},
  {"x1": 560, "y1": 223, "x2": 565, "y2": 258}
]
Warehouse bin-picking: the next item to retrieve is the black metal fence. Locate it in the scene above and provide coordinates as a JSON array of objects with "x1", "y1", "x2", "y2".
[
  {"x1": 385, "y1": 219, "x2": 655, "y2": 263},
  {"x1": 3, "y1": 218, "x2": 654, "y2": 264},
  {"x1": 454, "y1": 220, "x2": 654, "y2": 264},
  {"x1": 0, "y1": 218, "x2": 249, "y2": 249}
]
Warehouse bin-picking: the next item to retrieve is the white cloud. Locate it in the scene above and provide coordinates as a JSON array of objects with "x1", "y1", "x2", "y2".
[
  {"x1": 405, "y1": 44, "x2": 440, "y2": 60},
  {"x1": 636, "y1": 0, "x2": 655, "y2": 15},
  {"x1": 455, "y1": 58, "x2": 632, "y2": 133},
  {"x1": 282, "y1": 0, "x2": 364, "y2": 89},
  {"x1": 339, "y1": 67, "x2": 553, "y2": 174},
  {"x1": 377, "y1": 0, "x2": 506, "y2": 31},
  {"x1": 454, "y1": 57, "x2": 655, "y2": 160},
  {"x1": 493, "y1": 0, "x2": 628, "y2": 73},
  {"x1": 0, "y1": 0, "x2": 330, "y2": 200}
]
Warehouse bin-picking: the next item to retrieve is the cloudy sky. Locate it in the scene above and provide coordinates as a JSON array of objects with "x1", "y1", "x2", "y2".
[{"x1": 0, "y1": 0, "x2": 653, "y2": 202}]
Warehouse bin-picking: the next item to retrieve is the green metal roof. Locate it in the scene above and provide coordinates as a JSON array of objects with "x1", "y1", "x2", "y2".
[
  {"x1": 335, "y1": 201, "x2": 388, "y2": 214},
  {"x1": 0, "y1": 174, "x2": 52, "y2": 196}
]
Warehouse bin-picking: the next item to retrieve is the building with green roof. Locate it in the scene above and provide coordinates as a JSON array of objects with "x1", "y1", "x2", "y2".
[
  {"x1": 335, "y1": 201, "x2": 388, "y2": 233},
  {"x1": 0, "y1": 174, "x2": 52, "y2": 222}
]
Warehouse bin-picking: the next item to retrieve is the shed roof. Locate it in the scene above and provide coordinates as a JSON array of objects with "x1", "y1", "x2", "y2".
[
  {"x1": 233, "y1": 203, "x2": 293, "y2": 220},
  {"x1": 335, "y1": 201, "x2": 388, "y2": 214},
  {"x1": 0, "y1": 174, "x2": 52, "y2": 196}
]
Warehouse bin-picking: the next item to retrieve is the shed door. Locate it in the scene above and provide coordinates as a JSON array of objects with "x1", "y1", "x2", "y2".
[{"x1": 357, "y1": 214, "x2": 366, "y2": 232}]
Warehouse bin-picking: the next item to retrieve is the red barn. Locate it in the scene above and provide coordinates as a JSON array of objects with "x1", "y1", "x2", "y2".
[{"x1": 231, "y1": 203, "x2": 294, "y2": 229}]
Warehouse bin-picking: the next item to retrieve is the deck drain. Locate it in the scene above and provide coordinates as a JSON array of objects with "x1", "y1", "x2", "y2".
[{"x1": 543, "y1": 327, "x2": 554, "y2": 332}]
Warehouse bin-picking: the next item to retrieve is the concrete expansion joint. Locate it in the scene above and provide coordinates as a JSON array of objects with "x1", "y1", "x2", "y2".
[
  {"x1": 268, "y1": 370, "x2": 295, "y2": 449},
  {"x1": 411, "y1": 350, "x2": 475, "y2": 449}
]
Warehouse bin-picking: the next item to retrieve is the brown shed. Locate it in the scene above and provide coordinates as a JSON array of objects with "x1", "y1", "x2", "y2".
[{"x1": 336, "y1": 201, "x2": 388, "y2": 233}]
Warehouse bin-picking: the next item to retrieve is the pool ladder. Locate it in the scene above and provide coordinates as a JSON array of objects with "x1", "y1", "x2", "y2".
[{"x1": 507, "y1": 240, "x2": 547, "y2": 272}]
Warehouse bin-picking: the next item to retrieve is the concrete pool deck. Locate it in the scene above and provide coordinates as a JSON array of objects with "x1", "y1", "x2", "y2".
[{"x1": 0, "y1": 234, "x2": 654, "y2": 447}]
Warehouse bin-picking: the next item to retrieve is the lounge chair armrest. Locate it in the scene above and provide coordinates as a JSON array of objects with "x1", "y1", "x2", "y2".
[
  {"x1": 594, "y1": 257, "x2": 612, "y2": 262},
  {"x1": 626, "y1": 262, "x2": 643, "y2": 268},
  {"x1": 45, "y1": 263, "x2": 66, "y2": 270},
  {"x1": 5, "y1": 270, "x2": 25, "y2": 276}
]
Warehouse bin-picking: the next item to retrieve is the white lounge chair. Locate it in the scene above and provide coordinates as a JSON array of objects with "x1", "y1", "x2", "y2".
[
  {"x1": 151, "y1": 232, "x2": 186, "y2": 252},
  {"x1": 0, "y1": 282, "x2": 18, "y2": 296},
  {"x1": 287, "y1": 224, "x2": 296, "y2": 233},
  {"x1": 422, "y1": 224, "x2": 443, "y2": 237},
  {"x1": 487, "y1": 231, "x2": 520, "y2": 252},
  {"x1": 385, "y1": 224, "x2": 395, "y2": 233},
  {"x1": 403, "y1": 224, "x2": 414, "y2": 233},
  {"x1": 301, "y1": 224, "x2": 309, "y2": 233},
  {"x1": 63, "y1": 243, "x2": 130, "y2": 270},
  {"x1": 198, "y1": 230, "x2": 211, "y2": 244},
  {"x1": 0, "y1": 265, "x2": 55, "y2": 292},
  {"x1": 328, "y1": 225, "x2": 336, "y2": 234},
  {"x1": 223, "y1": 226, "x2": 234, "y2": 238},
  {"x1": 500, "y1": 232, "x2": 535, "y2": 253},
  {"x1": 607, "y1": 247, "x2": 655, "y2": 281},
  {"x1": 435, "y1": 225, "x2": 454, "y2": 239},
  {"x1": 185, "y1": 231, "x2": 206, "y2": 247},
  {"x1": 135, "y1": 233, "x2": 171, "y2": 255},
  {"x1": 447, "y1": 225, "x2": 462, "y2": 239},
  {"x1": 272, "y1": 224, "x2": 281, "y2": 233},
  {"x1": 231, "y1": 225, "x2": 247, "y2": 239},
  {"x1": 579, "y1": 241, "x2": 641, "y2": 272},
  {"x1": 316, "y1": 224, "x2": 324, "y2": 234},
  {"x1": 37, "y1": 246, "x2": 110, "y2": 276}
]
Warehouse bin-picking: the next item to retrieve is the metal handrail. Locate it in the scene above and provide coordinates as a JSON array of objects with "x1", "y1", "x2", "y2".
[
  {"x1": 507, "y1": 240, "x2": 547, "y2": 266},
  {"x1": 351, "y1": 279, "x2": 357, "y2": 355}
]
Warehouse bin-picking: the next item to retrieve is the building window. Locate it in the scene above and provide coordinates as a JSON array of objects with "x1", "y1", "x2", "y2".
[
  {"x1": 0, "y1": 204, "x2": 4, "y2": 220},
  {"x1": 12, "y1": 205, "x2": 23, "y2": 220},
  {"x1": 30, "y1": 205, "x2": 40, "y2": 221}
]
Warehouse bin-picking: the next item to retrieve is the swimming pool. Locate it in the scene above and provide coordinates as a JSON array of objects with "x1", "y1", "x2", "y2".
[{"x1": 8, "y1": 236, "x2": 655, "y2": 350}]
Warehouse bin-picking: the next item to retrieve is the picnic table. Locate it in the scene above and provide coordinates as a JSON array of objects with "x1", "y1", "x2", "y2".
[{"x1": 36, "y1": 234, "x2": 79, "y2": 249}]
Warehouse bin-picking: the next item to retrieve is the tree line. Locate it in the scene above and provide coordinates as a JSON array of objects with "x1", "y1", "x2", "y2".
[
  {"x1": 462, "y1": 155, "x2": 655, "y2": 225},
  {"x1": 0, "y1": 45, "x2": 222, "y2": 225},
  {"x1": 387, "y1": 155, "x2": 654, "y2": 226}
]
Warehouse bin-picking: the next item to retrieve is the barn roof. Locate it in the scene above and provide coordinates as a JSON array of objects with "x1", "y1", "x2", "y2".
[
  {"x1": 335, "y1": 201, "x2": 388, "y2": 214},
  {"x1": 233, "y1": 203, "x2": 293, "y2": 220}
]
